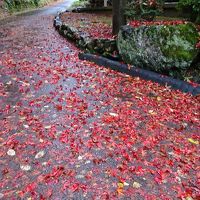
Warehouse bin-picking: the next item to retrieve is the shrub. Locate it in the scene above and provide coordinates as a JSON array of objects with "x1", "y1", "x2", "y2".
[
  {"x1": 177, "y1": 0, "x2": 200, "y2": 24},
  {"x1": 3, "y1": 0, "x2": 49, "y2": 12},
  {"x1": 125, "y1": 0, "x2": 164, "y2": 21},
  {"x1": 117, "y1": 23, "x2": 199, "y2": 73}
]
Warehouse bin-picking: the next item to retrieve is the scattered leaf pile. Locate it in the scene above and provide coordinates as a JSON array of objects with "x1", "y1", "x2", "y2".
[
  {"x1": 60, "y1": 12, "x2": 113, "y2": 39},
  {"x1": 0, "y1": 10, "x2": 200, "y2": 200},
  {"x1": 128, "y1": 20, "x2": 187, "y2": 27}
]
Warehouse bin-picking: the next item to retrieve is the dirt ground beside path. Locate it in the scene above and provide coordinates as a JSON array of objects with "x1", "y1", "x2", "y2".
[
  {"x1": 0, "y1": 1, "x2": 199, "y2": 199},
  {"x1": 60, "y1": 11, "x2": 113, "y2": 39}
]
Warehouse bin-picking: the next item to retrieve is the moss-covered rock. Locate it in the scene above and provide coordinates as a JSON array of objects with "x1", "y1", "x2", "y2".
[{"x1": 117, "y1": 23, "x2": 200, "y2": 72}]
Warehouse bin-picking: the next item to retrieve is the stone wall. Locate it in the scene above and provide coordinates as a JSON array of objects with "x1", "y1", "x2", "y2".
[{"x1": 54, "y1": 16, "x2": 117, "y2": 58}]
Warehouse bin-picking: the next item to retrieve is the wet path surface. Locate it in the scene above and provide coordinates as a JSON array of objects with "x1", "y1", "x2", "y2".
[{"x1": 0, "y1": 1, "x2": 200, "y2": 199}]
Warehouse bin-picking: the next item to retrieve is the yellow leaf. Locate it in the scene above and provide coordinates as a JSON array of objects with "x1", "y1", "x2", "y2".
[
  {"x1": 186, "y1": 196, "x2": 193, "y2": 200},
  {"x1": 188, "y1": 138, "x2": 199, "y2": 145},
  {"x1": 117, "y1": 182, "x2": 124, "y2": 188},
  {"x1": 157, "y1": 96, "x2": 161, "y2": 101},
  {"x1": 117, "y1": 182, "x2": 124, "y2": 195},
  {"x1": 148, "y1": 110, "x2": 157, "y2": 115},
  {"x1": 117, "y1": 187, "x2": 123, "y2": 195},
  {"x1": 19, "y1": 116, "x2": 26, "y2": 121}
]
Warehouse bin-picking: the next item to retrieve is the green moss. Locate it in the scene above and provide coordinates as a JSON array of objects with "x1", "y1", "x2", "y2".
[
  {"x1": 70, "y1": 0, "x2": 88, "y2": 9},
  {"x1": 159, "y1": 23, "x2": 199, "y2": 63},
  {"x1": 117, "y1": 23, "x2": 200, "y2": 73},
  {"x1": 3, "y1": 0, "x2": 54, "y2": 13}
]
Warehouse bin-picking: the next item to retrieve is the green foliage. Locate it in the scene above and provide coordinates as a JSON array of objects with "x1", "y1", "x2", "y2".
[
  {"x1": 178, "y1": 0, "x2": 200, "y2": 12},
  {"x1": 177, "y1": 0, "x2": 200, "y2": 23},
  {"x1": 125, "y1": 0, "x2": 164, "y2": 21},
  {"x1": 117, "y1": 23, "x2": 199, "y2": 73},
  {"x1": 169, "y1": 62, "x2": 200, "y2": 83},
  {"x1": 159, "y1": 23, "x2": 199, "y2": 61},
  {"x1": 71, "y1": 0, "x2": 88, "y2": 8},
  {"x1": 3, "y1": 0, "x2": 51, "y2": 12}
]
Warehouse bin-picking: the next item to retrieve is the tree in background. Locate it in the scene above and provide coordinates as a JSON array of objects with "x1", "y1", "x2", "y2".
[
  {"x1": 125, "y1": 0, "x2": 163, "y2": 21},
  {"x1": 112, "y1": 0, "x2": 164, "y2": 34},
  {"x1": 112, "y1": 0, "x2": 127, "y2": 34},
  {"x1": 177, "y1": 0, "x2": 200, "y2": 24}
]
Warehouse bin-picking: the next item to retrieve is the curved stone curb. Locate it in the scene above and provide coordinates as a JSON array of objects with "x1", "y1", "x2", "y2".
[
  {"x1": 54, "y1": 13, "x2": 62, "y2": 29},
  {"x1": 79, "y1": 53, "x2": 200, "y2": 96},
  {"x1": 54, "y1": 12, "x2": 117, "y2": 57}
]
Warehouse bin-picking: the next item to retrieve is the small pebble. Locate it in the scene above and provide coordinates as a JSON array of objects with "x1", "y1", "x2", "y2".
[
  {"x1": 78, "y1": 155, "x2": 83, "y2": 160},
  {"x1": 6, "y1": 81, "x2": 12, "y2": 85},
  {"x1": 124, "y1": 182, "x2": 129, "y2": 186},
  {"x1": 44, "y1": 125, "x2": 51, "y2": 129},
  {"x1": 132, "y1": 181, "x2": 141, "y2": 189},
  {"x1": 35, "y1": 151, "x2": 45, "y2": 159},
  {"x1": 7, "y1": 149, "x2": 16, "y2": 156},
  {"x1": 85, "y1": 160, "x2": 91, "y2": 164},
  {"x1": 52, "y1": 114, "x2": 57, "y2": 118},
  {"x1": 39, "y1": 139, "x2": 44, "y2": 143},
  {"x1": 20, "y1": 164, "x2": 31, "y2": 171},
  {"x1": 109, "y1": 112, "x2": 118, "y2": 117},
  {"x1": 42, "y1": 162, "x2": 47, "y2": 166},
  {"x1": 75, "y1": 175, "x2": 84, "y2": 179},
  {"x1": 23, "y1": 124, "x2": 29, "y2": 128},
  {"x1": 0, "y1": 193, "x2": 4, "y2": 199}
]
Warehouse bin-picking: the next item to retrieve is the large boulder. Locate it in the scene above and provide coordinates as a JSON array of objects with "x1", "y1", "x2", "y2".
[{"x1": 117, "y1": 23, "x2": 200, "y2": 72}]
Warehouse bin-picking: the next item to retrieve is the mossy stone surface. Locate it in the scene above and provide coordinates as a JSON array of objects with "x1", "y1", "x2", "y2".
[
  {"x1": 59, "y1": 23, "x2": 117, "y2": 57},
  {"x1": 117, "y1": 23, "x2": 199, "y2": 72}
]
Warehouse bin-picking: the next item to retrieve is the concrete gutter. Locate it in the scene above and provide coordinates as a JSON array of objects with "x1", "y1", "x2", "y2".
[{"x1": 79, "y1": 53, "x2": 200, "y2": 96}]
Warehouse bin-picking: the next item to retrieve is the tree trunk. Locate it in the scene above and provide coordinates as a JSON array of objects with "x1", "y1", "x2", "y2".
[{"x1": 112, "y1": 0, "x2": 127, "y2": 35}]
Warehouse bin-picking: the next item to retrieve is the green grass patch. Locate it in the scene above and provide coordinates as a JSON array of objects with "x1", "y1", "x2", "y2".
[
  {"x1": 70, "y1": 0, "x2": 88, "y2": 9},
  {"x1": 3, "y1": 0, "x2": 55, "y2": 13}
]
